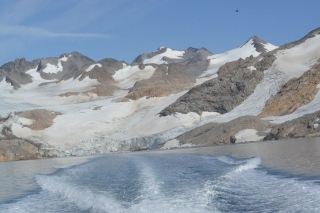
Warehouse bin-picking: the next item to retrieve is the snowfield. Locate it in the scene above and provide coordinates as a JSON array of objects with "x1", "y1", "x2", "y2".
[
  {"x1": 113, "y1": 65, "x2": 156, "y2": 89},
  {"x1": 200, "y1": 38, "x2": 278, "y2": 77},
  {"x1": 1, "y1": 32, "x2": 320, "y2": 157}
]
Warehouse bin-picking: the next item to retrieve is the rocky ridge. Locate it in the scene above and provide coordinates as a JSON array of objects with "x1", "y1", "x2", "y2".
[
  {"x1": 264, "y1": 110, "x2": 320, "y2": 140},
  {"x1": 177, "y1": 116, "x2": 273, "y2": 146},
  {"x1": 1, "y1": 28, "x2": 320, "y2": 162},
  {"x1": 159, "y1": 54, "x2": 275, "y2": 116}
]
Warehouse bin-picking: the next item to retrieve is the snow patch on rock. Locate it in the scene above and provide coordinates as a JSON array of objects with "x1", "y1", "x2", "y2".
[
  {"x1": 235, "y1": 129, "x2": 264, "y2": 143},
  {"x1": 85, "y1": 63, "x2": 102, "y2": 71},
  {"x1": 113, "y1": 65, "x2": 156, "y2": 89},
  {"x1": 201, "y1": 39, "x2": 262, "y2": 77},
  {"x1": 143, "y1": 48, "x2": 184, "y2": 64}
]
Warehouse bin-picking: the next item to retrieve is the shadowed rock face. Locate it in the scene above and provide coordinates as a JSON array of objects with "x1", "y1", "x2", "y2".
[
  {"x1": 132, "y1": 47, "x2": 212, "y2": 76},
  {"x1": 260, "y1": 59, "x2": 320, "y2": 117},
  {"x1": 177, "y1": 116, "x2": 272, "y2": 146},
  {"x1": 0, "y1": 58, "x2": 39, "y2": 89},
  {"x1": 159, "y1": 54, "x2": 272, "y2": 116},
  {"x1": 40, "y1": 52, "x2": 95, "y2": 81},
  {"x1": 159, "y1": 28, "x2": 320, "y2": 117},
  {"x1": 0, "y1": 52, "x2": 122, "y2": 98},
  {"x1": 98, "y1": 58, "x2": 126, "y2": 75},
  {"x1": 0, "y1": 52, "x2": 96, "y2": 89},
  {"x1": 164, "y1": 47, "x2": 213, "y2": 77},
  {"x1": 79, "y1": 65, "x2": 115, "y2": 84},
  {"x1": 126, "y1": 63, "x2": 195, "y2": 100},
  {"x1": 125, "y1": 47, "x2": 213, "y2": 100},
  {"x1": 264, "y1": 110, "x2": 320, "y2": 141}
]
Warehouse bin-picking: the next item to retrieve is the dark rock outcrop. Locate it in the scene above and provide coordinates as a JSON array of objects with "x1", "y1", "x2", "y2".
[
  {"x1": 159, "y1": 55, "x2": 267, "y2": 116},
  {"x1": 158, "y1": 28, "x2": 320, "y2": 117},
  {"x1": 177, "y1": 116, "x2": 272, "y2": 146},
  {"x1": 249, "y1": 36, "x2": 273, "y2": 53},
  {"x1": 264, "y1": 111, "x2": 320, "y2": 141},
  {"x1": 0, "y1": 58, "x2": 39, "y2": 89},
  {"x1": 98, "y1": 58, "x2": 126, "y2": 75}
]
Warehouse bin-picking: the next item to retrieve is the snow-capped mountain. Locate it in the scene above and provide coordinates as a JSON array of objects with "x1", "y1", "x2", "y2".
[{"x1": 1, "y1": 28, "x2": 320, "y2": 162}]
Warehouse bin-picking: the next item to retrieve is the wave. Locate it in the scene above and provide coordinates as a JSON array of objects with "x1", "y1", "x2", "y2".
[
  {"x1": 3, "y1": 154, "x2": 320, "y2": 212},
  {"x1": 36, "y1": 175, "x2": 124, "y2": 213},
  {"x1": 215, "y1": 155, "x2": 248, "y2": 165},
  {"x1": 200, "y1": 157, "x2": 320, "y2": 212}
]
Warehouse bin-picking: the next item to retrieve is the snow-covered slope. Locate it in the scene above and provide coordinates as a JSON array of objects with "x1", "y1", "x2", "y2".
[
  {"x1": 2, "y1": 29, "x2": 320, "y2": 161},
  {"x1": 143, "y1": 47, "x2": 185, "y2": 64},
  {"x1": 201, "y1": 36, "x2": 278, "y2": 77}
]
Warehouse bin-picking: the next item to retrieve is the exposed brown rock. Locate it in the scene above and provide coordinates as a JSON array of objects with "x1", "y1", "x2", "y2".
[
  {"x1": 79, "y1": 65, "x2": 115, "y2": 84},
  {"x1": 259, "y1": 60, "x2": 320, "y2": 118},
  {"x1": 126, "y1": 63, "x2": 196, "y2": 100},
  {"x1": 87, "y1": 84, "x2": 117, "y2": 97},
  {"x1": 18, "y1": 109, "x2": 57, "y2": 130},
  {"x1": 264, "y1": 110, "x2": 320, "y2": 140},
  {"x1": 159, "y1": 53, "x2": 278, "y2": 117},
  {"x1": 0, "y1": 139, "x2": 42, "y2": 162},
  {"x1": 217, "y1": 55, "x2": 255, "y2": 76},
  {"x1": 177, "y1": 116, "x2": 273, "y2": 146},
  {"x1": 59, "y1": 92, "x2": 79, "y2": 97}
]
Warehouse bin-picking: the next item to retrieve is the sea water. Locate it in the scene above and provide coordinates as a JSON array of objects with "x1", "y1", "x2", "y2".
[{"x1": 1, "y1": 138, "x2": 320, "y2": 212}]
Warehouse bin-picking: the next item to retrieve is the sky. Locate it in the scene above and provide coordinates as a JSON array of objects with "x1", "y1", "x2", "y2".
[{"x1": 0, "y1": 0, "x2": 319, "y2": 65}]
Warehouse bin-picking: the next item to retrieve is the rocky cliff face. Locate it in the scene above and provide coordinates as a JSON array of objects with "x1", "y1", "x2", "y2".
[
  {"x1": 260, "y1": 59, "x2": 320, "y2": 117},
  {"x1": 125, "y1": 63, "x2": 196, "y2": 100},
  {"x1": 0, "y1": 109, "x2": 61, "y2": 162},
  {"x1": 159, "y1": 54, "x2": 274, "y2": 116},
  {"x1": 264, "y1": 110, "x2": 320, "y2": 140},
  {"x1": 177, "y1": 116, "x2": 273, "y2": 146},
  {"x1": 1, "y1": 28, "x2": 320, "y2": 162},
  {"x1": 0, "y1": 139, "x2": 42, "y2": 162},
  {"x1": 159, "y1": 28, "x2": 320, "y2": 117}
]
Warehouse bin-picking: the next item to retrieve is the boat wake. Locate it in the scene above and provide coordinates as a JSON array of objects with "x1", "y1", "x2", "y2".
[{"x1": 2, "y1": 154, "x2": 320, "y2": 212}]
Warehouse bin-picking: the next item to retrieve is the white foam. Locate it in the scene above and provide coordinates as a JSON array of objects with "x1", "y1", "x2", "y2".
[{"x1": 36, "y1": 175, "x2": 123, "y2": 212}]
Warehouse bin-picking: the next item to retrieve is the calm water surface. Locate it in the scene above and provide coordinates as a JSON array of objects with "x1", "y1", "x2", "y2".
[{"x1": 1, "y1": 138, "x2": 320, "y2": 212}]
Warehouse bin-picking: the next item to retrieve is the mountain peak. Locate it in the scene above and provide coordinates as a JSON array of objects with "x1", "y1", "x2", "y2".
[
  {"x1": 243, "y1": 35, "x2": 277, "y2": 53},
  {"x1": 158, "y1": 46, "x2": 167, "y2": 51}
]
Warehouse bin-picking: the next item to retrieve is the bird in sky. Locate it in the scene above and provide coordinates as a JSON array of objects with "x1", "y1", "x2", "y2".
[{"x1": 236, "y1": 10, "x2": 238, "y2": 12}]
